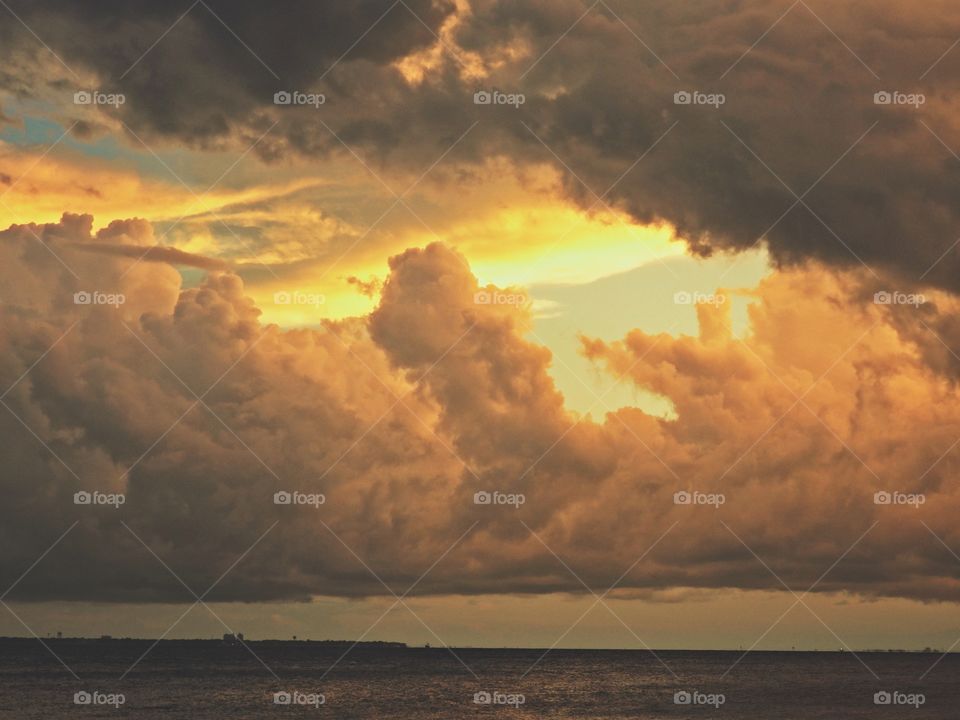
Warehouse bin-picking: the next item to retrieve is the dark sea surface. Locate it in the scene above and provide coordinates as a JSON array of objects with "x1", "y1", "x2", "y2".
[{"x1": 0, "y1": 640, "x2": 955, "y2": 718}]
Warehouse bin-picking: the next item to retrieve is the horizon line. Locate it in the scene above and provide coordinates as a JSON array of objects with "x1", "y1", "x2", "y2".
[{"x1": 0, "y1": 636, "x2": 951, "y2": 654}]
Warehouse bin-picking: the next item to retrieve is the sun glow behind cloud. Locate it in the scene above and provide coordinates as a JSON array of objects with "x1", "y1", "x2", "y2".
[
  {"x1": 0, "y1": 122, "x2": 772, "y2": 425},
  {"x1": 0, "y1": 101, "x2": 779, "y2": 437}
]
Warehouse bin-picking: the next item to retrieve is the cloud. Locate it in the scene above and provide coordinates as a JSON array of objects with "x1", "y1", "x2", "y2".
[
  {"x1": 0, "y1": 142, "x2": 317, "y2": 235},
  {"x1": 71, "y1": 242, "x2": 231, "y2": 270},
  {"x1": 8, "y1": 0, "x2": 960, "y2": 295},
  {"x1": 1, "y1": 0, "x2": 456, "y2": 142},
  {"x1": 462, "y1": 0, "x2": 960, "y2": 293},
  {"x1": 4, "y1": 214, "x2": 960, "y2": 603},
  {"x1": 346, "y1": 275, "x2": 383, "y2": 298}
]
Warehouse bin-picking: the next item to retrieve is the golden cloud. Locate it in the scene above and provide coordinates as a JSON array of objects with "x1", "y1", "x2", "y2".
[{"x1": 2, "y1": 214, "x2": 960, "y2": 604}]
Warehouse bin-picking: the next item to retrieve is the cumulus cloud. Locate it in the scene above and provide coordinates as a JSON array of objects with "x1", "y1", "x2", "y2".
[{"x1": 3, "y1": 214, "x2": 960, "y2": 603}]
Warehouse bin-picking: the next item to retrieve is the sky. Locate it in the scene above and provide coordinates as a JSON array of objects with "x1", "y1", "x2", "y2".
[{"x1": 2, "y1": 0, "x2": 960, "y2": 656}]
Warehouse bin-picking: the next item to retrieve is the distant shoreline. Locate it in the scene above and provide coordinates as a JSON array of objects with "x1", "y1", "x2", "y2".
[
  {"x1": 0, "y1": 636, "x2": 407, "y2": 648},
  {"x1": 0, "y1": 638, "x2": 949, "y2": 653}
]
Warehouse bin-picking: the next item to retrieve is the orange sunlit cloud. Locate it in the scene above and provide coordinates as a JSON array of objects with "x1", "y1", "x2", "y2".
[
  {"x1": 0, "y1": 141, "x2": 322, "y2": 230},
  {"x1": 4, "y1": 214, "x2": 960, "y2": 608}
]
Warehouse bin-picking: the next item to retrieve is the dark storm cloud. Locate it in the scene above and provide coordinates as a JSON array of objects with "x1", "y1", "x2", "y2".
[
  {"x1": 2, "y1": 0, "x2": 455, "y2": 142},
  {"x1": 457, "y1": 0, "x2": 960, "y2": 292},
  {"x1": 4, "y1": 0, "x2": 960, "y2": 291}
]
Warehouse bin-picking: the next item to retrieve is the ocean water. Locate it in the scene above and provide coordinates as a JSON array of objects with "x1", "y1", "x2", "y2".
[{"x1": 0, "y1": 640, "x2": 955, "y2": 718}]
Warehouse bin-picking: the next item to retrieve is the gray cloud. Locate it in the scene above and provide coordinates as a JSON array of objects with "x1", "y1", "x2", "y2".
[{"x1": 4, "y1": 0, "x2": 960, "y2": 293}]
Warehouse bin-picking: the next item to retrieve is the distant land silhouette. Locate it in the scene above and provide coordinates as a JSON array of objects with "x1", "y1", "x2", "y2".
[
  {"x1": 0, "y1": 635, "x2": 407, "y2": 648},
  {"x1": 0, "y1": 636, "x2": 948, "y2": 653}
]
